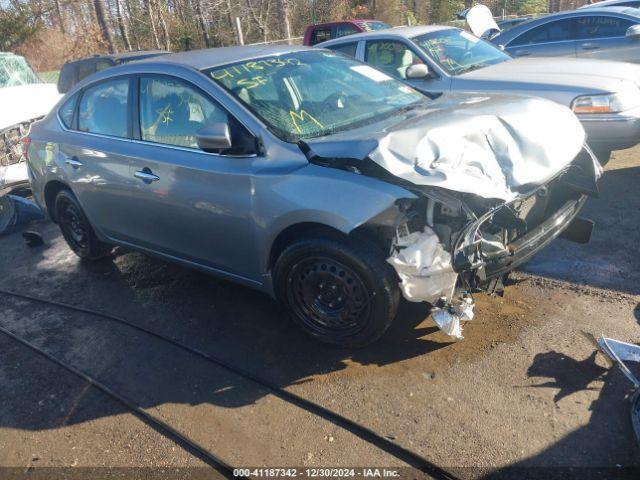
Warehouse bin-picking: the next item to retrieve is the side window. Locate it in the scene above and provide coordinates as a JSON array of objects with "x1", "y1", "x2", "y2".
[
  {"x1": 510, "y1": 19, "x2": 574, "y2": 46},
  {"x1": 335, "y1": 24, "x2": 359, "y2": 38},
  {"x1": 326, "y1": 42, "x2": 358, "y2": 58},
  {"x1": 78, "y1": 78, "x2": 129, "y2": 138},
  {"x1": 311, "y1": 28, "x2": 332, "y2": 45},
  {"x1": 139, "y1": 75, "x2": 255, "y2": 155},
  {"x1": 365, "y1": 40, "x2": 424, "y2": 80},
  {"x1": 58, "y1": 94, "x2": 77, "y2": 128},
  {"x1": 575, "y1": 15, "x2": 634, "y2": 39}
]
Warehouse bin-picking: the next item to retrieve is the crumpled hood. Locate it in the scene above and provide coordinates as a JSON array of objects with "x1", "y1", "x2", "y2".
[
  {"x1": 305, "y1": 94, "x2": 585, "y2": 201},
  {"x1": 0, "y1": 83, "x2": 61, "y2": 131}
]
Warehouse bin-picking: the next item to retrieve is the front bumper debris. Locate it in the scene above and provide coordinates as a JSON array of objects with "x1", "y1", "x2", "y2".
[
  {"x1": 386, "y1": 147, "x2": 600, "y2": 340},
  {"x1": 596, "y1": 337, "x2": 640, "y2": 446}
]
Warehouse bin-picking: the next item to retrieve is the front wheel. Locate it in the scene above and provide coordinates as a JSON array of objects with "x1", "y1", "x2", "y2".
[
  {"x1": 54, "y1": 189, "x2": 111, "y2": 260},
  {"x1": 274, "y1": 235, "x2": 400, "y2": 348}
]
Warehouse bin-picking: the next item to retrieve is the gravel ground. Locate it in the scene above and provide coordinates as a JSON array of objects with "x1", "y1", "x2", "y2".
[{"x1": 0, "y1": 147, "x2": 638, "y2": 478}]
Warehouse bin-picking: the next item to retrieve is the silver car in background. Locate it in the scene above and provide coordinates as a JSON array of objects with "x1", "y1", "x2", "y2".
[
  {"x1": 490, "y1": 7, "x2": 640, "y2": 62},
  {"x1": 320, "y1": 25, "x2": 640, "y2": 163},
  {"x1": 580, "y1": 0, "x2": 640, "y2": 10},
  {"x1": 26, "y1": 46, "x2": 598, "y2": 346}
]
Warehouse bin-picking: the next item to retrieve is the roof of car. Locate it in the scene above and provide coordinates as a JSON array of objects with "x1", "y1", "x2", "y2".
[
  {"x1": 137, "y1": 44, "x2": 312, "y2": 70},
  {"x1": 318, "y1": 25, "x2": 455, "y2": 46},
  {"x1": 308, "y1": 19, "x2": 384, "y2": 27},
  {"x1": 111, "y1": 49, "x2": 169, "y2": 60},
  {"x1": 64, "y1": 50, "x2": 169, "y2": 66},
  {"x1": 580, "y1": 0, "x2": 639, "y2": 7}
]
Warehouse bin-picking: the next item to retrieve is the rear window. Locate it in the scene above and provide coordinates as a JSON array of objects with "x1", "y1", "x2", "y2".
[
  {"x1": 311, "y1": 28, "x2": 332, "y2": 45},
  {"x1": 58, "y1": 95, "x2": 77, "y2": 128}
]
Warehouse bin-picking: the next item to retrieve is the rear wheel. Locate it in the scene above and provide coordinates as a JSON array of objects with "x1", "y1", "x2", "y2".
[
  {"x1": 54, "y1": 189, "x2": 111, "y2": 260},
  {"x1": 274, "y1": 235, "x2": 400, "y2": 347}
]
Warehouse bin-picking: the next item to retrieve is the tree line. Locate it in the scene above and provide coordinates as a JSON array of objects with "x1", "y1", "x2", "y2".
[{"x1": 0, "y1": 0, "x2": 574, "y2": 71}]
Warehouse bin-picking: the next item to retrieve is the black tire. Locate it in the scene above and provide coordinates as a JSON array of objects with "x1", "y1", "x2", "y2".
[
  {"x1": 273, "y1": 234, "x2": 400, "y2": 348},
  {"x1": 54, "y1": 189, "x2": 111, "y2": 260}
]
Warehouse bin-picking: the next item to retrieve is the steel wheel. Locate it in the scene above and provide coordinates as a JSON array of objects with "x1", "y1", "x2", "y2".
[
  {"x1": 59, "y1": 197, "x2": 89, "y2": 252},
  {"x1": 286, "y1": 255, "x2": 372, "y2": 337},
  {"x1": 54, "y1": 189, "x2": 111, "y2": 260}
]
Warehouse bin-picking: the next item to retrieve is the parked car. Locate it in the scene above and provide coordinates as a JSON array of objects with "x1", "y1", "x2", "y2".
[
  {"x1": 496, "y1": 16, "x2": 534, "y2": 31},
  {"x1": 580, "y1": 0, "x2": 640, "y2": 9},
  {"x1": 57, "y1": 50, "x2": 169, "y2": 93},
  {"x1": 1, "y1": 52, "x2": 61, "y2": 195},
  {"x1": 26, "y1": 46, "x2": 598, "y2": 346},
  {"x1": 319, "y1": 25, "x2": 640, "y2": 164},
  {"x1": 303, "y1": 20, "x2": 390, "y2": 45},
  {"x1": 486, "y1": 7, "x2": 640, "y2": 63}
]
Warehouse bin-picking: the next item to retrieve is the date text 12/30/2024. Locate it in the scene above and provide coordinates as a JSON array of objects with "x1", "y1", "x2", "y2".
[{"x1": 233, "y1": 468, "x2": 401, "y2": 477}]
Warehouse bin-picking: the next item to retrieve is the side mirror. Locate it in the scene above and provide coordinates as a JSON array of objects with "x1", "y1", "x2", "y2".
[
  {"x1": 196, "y1": 123, "x2": 232, "y2": 152},
  {"x1": 406, "y1": 63, "x2": 430, "y2": 79},
  {"x1": 626, "y1": 25, "x2": 640, "y2": 39}
]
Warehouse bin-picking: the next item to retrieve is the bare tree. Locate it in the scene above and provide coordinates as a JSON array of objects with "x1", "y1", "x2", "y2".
[
  {"x1": 115, "y1": 0, "x2": 132, "y2": 50},
  {"x1": 93, "y1": 0, "x2": 115, "y2": 52}
]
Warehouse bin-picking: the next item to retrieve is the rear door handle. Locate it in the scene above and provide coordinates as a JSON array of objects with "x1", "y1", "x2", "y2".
[
  {"x1": 514, "y1": 50, "x2": 531, "y2": 56},
  {"x1": 581, "y1": 43, "x2": 600, "y2": 50},
  {"x1": 134, "y1": 168, "x2": 160, "y2": 183},
  {"x1": 65, "y1": 157, "x2": 83, "y2": 169}
]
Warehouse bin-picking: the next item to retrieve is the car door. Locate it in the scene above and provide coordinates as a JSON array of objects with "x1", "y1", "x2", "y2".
[
  {"x1": 574, "y1": 14, "x2": 639, "y2": 61},
  {"x1": 124, "y1": 74, "x2": 260, "y2": 279},
  {"x1": 363, "y1": 39, "x2": 450, "y2": 96},
  {"x1": 505, "y1": 18, "x2": 577, "y2": 58},
  {"x1": 59, "y1": 76, "x2": 138, "y2": 242}
]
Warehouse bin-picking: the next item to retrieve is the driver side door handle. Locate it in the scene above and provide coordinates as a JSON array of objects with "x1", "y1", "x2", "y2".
[
  {"x1": 134, "y1": 168, "x2": 160, "y2": 183},
  {"x1": 581, "y1": 42, "x2": 600, "y2": 50},
  {"x1": 65, "y1": 157, "x2": 83, "y2": 169}
]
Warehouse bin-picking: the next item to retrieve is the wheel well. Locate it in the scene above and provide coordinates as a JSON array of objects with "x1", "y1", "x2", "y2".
[
  {"x1": 267, "y1": 222, "x2": 391, "y2": 272},
  {"x1": 44, "y1": 180, "x2": 70, "y2": 223},
  {"x1": 268, "y1": 223, "x2": 347, "y2": 271}
]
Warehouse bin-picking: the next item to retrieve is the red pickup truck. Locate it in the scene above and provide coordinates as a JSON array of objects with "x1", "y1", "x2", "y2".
[{"x1": 303, "y1": 20, "x2": 390, "y2": 46}]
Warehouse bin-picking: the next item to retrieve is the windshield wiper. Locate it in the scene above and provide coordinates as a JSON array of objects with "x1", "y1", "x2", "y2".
[{"x1": 456, "y1": 63, "x2": 487, "y2": 75}]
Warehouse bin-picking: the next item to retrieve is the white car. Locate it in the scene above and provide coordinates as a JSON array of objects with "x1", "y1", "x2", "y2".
[{"x1": 0, "y1": 52, "x2": 61, "y2": 194}]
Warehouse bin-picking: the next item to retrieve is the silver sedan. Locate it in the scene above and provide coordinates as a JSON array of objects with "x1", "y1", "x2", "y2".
[
  {"x1": 319, "y1": 25, "x2": 640, "y2": 163},
  {"x1": 26, "y1": 46, "x2": 597, "y2": 346},
  {"x1": 490, "y1": 7, "x2": 640, "y2": 63}
]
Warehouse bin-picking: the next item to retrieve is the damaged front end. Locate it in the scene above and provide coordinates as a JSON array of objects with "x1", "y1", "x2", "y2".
[
  {"x1": 1, "y1": 122, "x2": 32, "y2": 196},
  {"x1": 299, "y1": 98, "x2": 602, "y2": 338},
  {"x1": 384, "y1": 146, "x2": 600, "y2": 338},
  {"x1": 300, "y1": 94, "x2": 599, "y2": 339}
]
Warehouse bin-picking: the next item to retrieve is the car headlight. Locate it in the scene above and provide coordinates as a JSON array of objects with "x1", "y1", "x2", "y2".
[{"x1": 572, "y1": 87, "x2": 640, "y2": 114}]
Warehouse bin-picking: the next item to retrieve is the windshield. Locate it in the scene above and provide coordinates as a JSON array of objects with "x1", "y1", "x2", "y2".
[
  {"x1": 203, "y1": 51, "x2": 424, "y2": 141},
  {"x1": 355, "y1": 21, "x2": 390, "y2": 31},
  {"x1": 413, "y1": 29, "x2": 510, "y2": 76},
  {"x1": 0, "y1": 54, "x2": 41, "y2": 88}
]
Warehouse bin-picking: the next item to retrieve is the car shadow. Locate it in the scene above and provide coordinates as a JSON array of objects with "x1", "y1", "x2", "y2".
[
  {"x1": 521, "y1": 161, "x2": 640, "y2": 296},
  {"x1": 0, "y1": 221, "x2": 454, "y2": 433}
]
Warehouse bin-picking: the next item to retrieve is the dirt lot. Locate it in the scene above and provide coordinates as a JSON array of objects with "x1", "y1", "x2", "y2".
[{"x1": 0, "y1": 146, "x2": 639, "y2": 478}]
